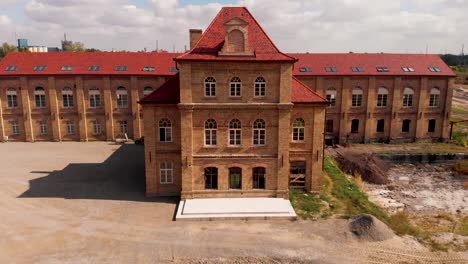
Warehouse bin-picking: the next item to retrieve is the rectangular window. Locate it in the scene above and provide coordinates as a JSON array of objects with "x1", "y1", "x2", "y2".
[
  {"x1": 92, "y1": 120, "x2": 102, "y2": 135},
  {"x1": 62, "y1": 94, "x2": 74, "y2": 108},
  {"x1": 11, "y1": 121, "x2": 19, "y2": 135},
  {"x1": 143, "y1": 66, "x2": 155, "y2": 72},
  {"x1": 376, "y1": 67, "x2": 389, "y2": 72},
  {"x1": 429, "y1": 94, "x2": 439, "y2": 107},
  {"x1": 325, "y1": 67, "x2": 337, "y2": 72},
  {"x1": 351, "y1": 94, "x2": 362, "y2": 107},
  {"x1": 326, "y1": 120, "x2": 333, "y2": 133},
  {"x1": 205, "y1": 168, "x2": 218, "y2": 189},
  {"x1": 34, "y1": 66, "x2": 47, "y2": 71},
  {"x1": 402, "y1": 120, "x2": 411, "y2": 133},
  {"x1": 351, "y1": 119, "x2": 359, "y2": 133},
  {"x1": 402, "y1": 94, "x2": 413, "y2": 107},
  {"x1": 402, "y1": 67, "x2": 415, "y2": 72},
  {"x1": 35, "y1": 95, "x2": 46, "y2": 108},
  {"x1": 326, "y1": 94, "x2": 336, "y2": 107},
  {"x1": 293, "y1": 127, "x2": 305, "y2": 141},
  {"x1": 66, "y1": 121, "x2": 74, "y2": 135},
  {"x1": 253, "y1": 168, "x2": 266, "y2": 189},
  {"x1": 159, "y1": 127, "x2": 172, "y2": 142},
  {"x1": 5, "y1": 66, "x2": 17, "y2": 71},
  {"x1": 61, "y1": 66, "x2": 73, "y2": 71},
  {"x1": 205, "y1": 129, "x2": 217, "y2": 146},
  {"x1": 428, "y1": 119, "x2": 436, "y2": 133},
  {"x1": 88, "y1": 66, "x2": 101, "y2": 71},
  {"x1": 7, "y1": 95, "x2": 18, "y2": 108},
  {"x1": 89, "y1": 94, "x2": 101, "y2": 108},
  {"x1": 160, "y1": 162, "x2": 173, "y2": 184},
  {"x1": 377, "y1": 94, "x2": 388, "y2": 107},
  {"x1": 376, "y1": 119, "x2": 385, "y2": 133},
  {"x1": 39, "y1": 121, "x2": 47, "y2": 135},
  {"x1": 428, "y1": 67, "x2": 441, "y2": 72},
  {"x1": 351, "y1": 67, "x2": 364, "y2": 72},
  {"x1": 116, "y1": 94, "x2": 128, "y2": 108},
  {"x1": 253, "y1": 128, "x2": 266, "y2": 145},
  {"x1": 119, "y1": 121, "x2": 128, "y2": 134},
  {"x1": 229, "y1": 129, "x2": 241, "y2": 145}
]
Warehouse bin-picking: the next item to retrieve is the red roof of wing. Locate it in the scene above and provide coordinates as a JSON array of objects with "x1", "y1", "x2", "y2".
[
  {"x1": 0, "y1": 52, "x2": 179, "y2": 76},
  {"x1": 291, "y1": 53, "x2": 455, "y2": 77},
  {"x1": 176, "y1": 7, "x2": 295, "y2": 62},
  {"x1": 139, "y1": 73, "x2": 180, "y2": 104},
  {"x1": 292, "y1": 76, "x2": 328, "y2": 104}
]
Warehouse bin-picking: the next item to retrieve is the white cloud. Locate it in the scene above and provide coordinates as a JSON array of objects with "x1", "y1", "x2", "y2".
[{"x1": 2, "y1": 0, "x2": 467, "y2": 54}]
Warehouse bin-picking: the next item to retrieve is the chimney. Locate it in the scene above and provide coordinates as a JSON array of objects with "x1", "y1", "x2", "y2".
[{"x1": 189, "y1": 29, "x2": 203, "y2": 50}]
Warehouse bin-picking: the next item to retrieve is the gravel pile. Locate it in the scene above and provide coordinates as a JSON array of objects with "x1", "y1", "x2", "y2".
[{"x1": 349, "y1": 214, "x2": 394, "y2": 242}]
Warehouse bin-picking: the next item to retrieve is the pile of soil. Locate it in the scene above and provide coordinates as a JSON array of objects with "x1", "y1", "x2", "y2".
[
  {"x1": 335, "y1": 149, "x2": 390, "y2": 184},
  {"x1": 349, "y1": 214, "x2": 394, "y2": 242}
]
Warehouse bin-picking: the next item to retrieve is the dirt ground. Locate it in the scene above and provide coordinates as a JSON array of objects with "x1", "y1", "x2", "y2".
[{"x1": 0, "y1": 142, "x2": 466, "y2": 264}]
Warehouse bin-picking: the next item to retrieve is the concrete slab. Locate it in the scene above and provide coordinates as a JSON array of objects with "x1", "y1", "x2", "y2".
[{"x1": 176, "y1": 198, "x2": 297, "y2": 221}]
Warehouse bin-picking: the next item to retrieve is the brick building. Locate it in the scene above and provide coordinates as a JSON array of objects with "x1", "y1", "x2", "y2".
[{"x1": 0, "y1": 7, "x2": 456, "y2": 197}]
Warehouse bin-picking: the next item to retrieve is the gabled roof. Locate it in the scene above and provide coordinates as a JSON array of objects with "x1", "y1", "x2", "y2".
[
  {"x1": 291, "y1": 53, "x2": 455, "y2": 77},
  {"x1": 0, "y1": 52, "x2": 179, "y2": 76},
  {"x1": 176, "y1": 7, "x2": 296, "y2": 62},
  {"x1": 292, "y1": 77, "x2": 328, "y2": 104},
  {"x1": 139, "y1": 73, "x2": 180, "y2": 104}
]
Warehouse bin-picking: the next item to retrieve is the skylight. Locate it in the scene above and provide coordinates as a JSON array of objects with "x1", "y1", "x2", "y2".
[
  {"x1": 5, "y1": 66, "x2": 17, "y2": 71},
  {"x1": 428, "y1": 67, "x2": 441, "y2": 72},
  {"x1": 169, "y1": 67, "x2": 179, "y2": 72},
  {"x1": 376, "y1": 67, "x2": 389, "y2": 72},
  {"x1": 351, "y1": 67, "x2": 364, "y2": 72},
  {"x1": 88, "y1": 66, "x2": 101, "y2": 71},
  {"x1": 61, "y1": 66, "x2": 73, "y2": 71},
  {"x1": 402, "y1": 67, "x2": 415, "y2": 72},
  {"x1": 115, "y1": 66, "x2": 128, "y2": 71},
  {"x1": 33, "y1": 65, "x2": 47, "y2": 71},
  {"x1": 143, "y1": 66, "x2": 155, "y2": 72},
  {"x1": 299, "y1": 67, "x2": 312, "y2": 72},
  {"x1": 325, "y1": 67, "x2": 337, "y2": 72}
]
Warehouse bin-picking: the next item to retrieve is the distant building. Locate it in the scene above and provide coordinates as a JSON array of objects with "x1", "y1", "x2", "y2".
[{"x1": 17, "y1": 39, "x2": 28, "y2": 49}]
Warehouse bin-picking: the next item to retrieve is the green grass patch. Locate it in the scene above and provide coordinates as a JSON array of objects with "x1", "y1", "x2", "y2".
[
  {"x1": 452, "y1": 131, "x2": 468, "y2": 147},
  {"x1": 289, "y1": 190, "x2": 323, "y2": 219},
  {"x1": 452, "y1": 107, "x2": 468, "y2": 115},
  {"x1": 454, "y1": 159, "x2": 468, "y2": 175}
]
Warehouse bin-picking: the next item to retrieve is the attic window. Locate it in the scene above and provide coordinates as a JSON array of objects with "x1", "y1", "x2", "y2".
[
  {"x1": 5, "y1": 66, "x2": 17, "y2": 71},
  {"x1": 115, "y1": 66, "x2": 128, "y2": 71},
  {"x1": 376, "y1": 67, "x2": 389, "y2": 72},
  {"x1": 34, "y1": 65, "x2": 47, "y2": 71},
  {"x1": 428, "y1": 67, "x2": 441, "y2": 72},
  {"x1": 61, "y1": 66, "x2": 73, "y2": 71},
  {"x1": 402, "y1": 67, "x2": 415, "y2": 72},
  {"x1": 325, "y1": 67, "x2": 337, "y2": 72},
  {"x1": 351, "y1": 67, "x2": 364, "y2": 72},
  {"x1": 299, "y1": 67, "x2": 312, "y2": 72},
  {"x1": 169, "y1": 67, "x2": 179, "y2": 72},
  {"x1": 88, "y1": 66, "x2": 101, "y2": 71},
  {"x1": 143, "y1": 66, "x2": 155, "y2": 72}
]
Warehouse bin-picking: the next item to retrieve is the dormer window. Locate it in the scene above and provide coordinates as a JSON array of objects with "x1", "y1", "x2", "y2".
[
  {"x1": 169, "y1": 67, "x2": 179, "y2": 72},
  {"x1": 351, "y1": 67, "x2": 364, "y2": 72},
  {"x1": 61, "y1": 66, "x2": 73, "y2": 71},
  {"x1": 299, "y1": 67, "x2": 312, "y2": 72},
  {"x1": 5, "y1": 66, "x2": 17, "y2": 71},
  {"x1": 143, "y1": 66, "x2": 155, "y2": 72},
  {"x1": 88, "y1": 66, "x2": 101, "y2": 71},
  {"x1": 115, "y1": 66, "x2": 128, "y2": 71},
  {"x1": 402, "y1": 67, "x2": 415, "y2": 72},
  {"x1": 34, "y1": 65, "x2": 47, "y2": 71},
  {"x1": 218, "y1": 17, "x2": 254, "y2": 57},
  {"x1": 376, "y1": 67, "x2": 389, "y2": 72},
  {"x1": 428, "y1": 67, "x2": 441, "y2": 72}
]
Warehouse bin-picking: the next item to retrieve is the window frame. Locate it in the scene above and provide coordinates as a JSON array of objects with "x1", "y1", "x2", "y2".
[
  {"x1": 116, "y1": 87, "x2": 128, "y2": 108},
  {"x1": 376, "y1": 87, "x2": 388, "y2": 108},
  {"x1": 62, "y1": 87, "x2": 74, "y2": 108},
  {"x1": 11, "y1": 121, "x2": 19, "y2": 135},
  {"x1": 254, "y1": 76, "x2": 266, "y2": 97},
  {"x1": 89, "y1": 88, "x2": 101, "y2": 108},
  {"x1": 204, "y1": 77, "x2": 216, "y2": 97},
  {"x1": 34, "y1": 87, "x2": 46, "y2": 108},
  {"x1": 292, "y1": 118, "x2": 305, "y2": 142},
  {"x1": 229, "y1": 77, "x2": 242, "y2": 97},
  {"x1": 252, "y1": 167, "x2": 266, "y2": 189},
  {"x1": 429, "y1": 88, "x2": 440, "y2": 108},
  {"x1": 39, "y1": 120, "x2": 47, "y2": 135},
  {"x1": 6, "y1": 88, "x2": 18, "y2": 108},
  {"x1": 253, "y1": 119, "x2": 266, "y2": 146},
  {"x1": 402, "y1": 87, "x2": 414, "y2": 108},
  {"x1": 66, "y1": 120, "x2": 75, "y2": 135},
  {"x1": 204, "y1": 119, "x2": 217, "y2": 146},
  {"x1": 326, "y1": 87, "x2": 337, "y2": 107},
  {"x1": 204, "y1": 167, "x2": 218, "y2": 190},
  {"x1": 159, "y1": 118, "x2": 172, "y2": 142},
  {"x1": 160, "y1": 162, "x2": 174, "y2": 184},
  {"x1": 229, "y1": 167, "x2": 242, "y2": 190},
  {"x1": 119, "y1": 120, "x2": 128, "y2": 135},
  {"x1": 351, "y1": 87, "x2": 363, "y2": 107},
  {"x1": 228, "y1": 119, "x2": 242, "y2": 146},
  {"x1": 92, "y1": 120, "x2": 102, "y2": 135}
]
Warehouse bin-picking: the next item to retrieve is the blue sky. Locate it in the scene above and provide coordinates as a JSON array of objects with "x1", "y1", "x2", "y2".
[{"x1": 0, "y1": 0, "x2": 466, "y2": 54}]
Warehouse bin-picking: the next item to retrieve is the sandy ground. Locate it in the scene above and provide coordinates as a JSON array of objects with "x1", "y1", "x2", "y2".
[{"x1": 0, "y1": 142, "x2": 466, "y2": 264}]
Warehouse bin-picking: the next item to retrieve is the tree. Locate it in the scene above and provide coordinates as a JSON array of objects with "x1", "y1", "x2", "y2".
[
  {"x1": 0, "y1": 42, "x2": 17, "y2": 59},
  {"x1": 64, "y1": 42, "x2": 85, "y2": 52}
]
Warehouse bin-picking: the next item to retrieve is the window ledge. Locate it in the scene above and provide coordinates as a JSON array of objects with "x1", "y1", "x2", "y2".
[{"x1": 229, "y1": 97, "x2": 243, "y2": 100}]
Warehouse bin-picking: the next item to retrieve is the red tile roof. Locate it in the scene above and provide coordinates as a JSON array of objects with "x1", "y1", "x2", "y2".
[
  {"x1": 292, "y1": 76, "x2": 328, "y2": 104},
  {"x1": 0, "y1": 52, "x2": 179, "y2": 76},
  {"x1": 139, "y1": 73, "x2": 180, "y2": 104},
  {"x1": 291, "y1": 53, "x2": 455, "y2": 77},
  {"x1": 175, "y1": 7, "x2": 296, "y2": 62}
]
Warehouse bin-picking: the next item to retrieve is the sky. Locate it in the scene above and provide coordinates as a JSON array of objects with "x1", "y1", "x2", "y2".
[{"x1": 0, "y1": 0, "x2": 467, "y2": 54}]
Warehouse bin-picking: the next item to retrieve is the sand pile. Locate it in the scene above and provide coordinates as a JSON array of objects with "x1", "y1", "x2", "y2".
[{"x1": 349, "y1": 214, "x2": 394, "y2": 242}]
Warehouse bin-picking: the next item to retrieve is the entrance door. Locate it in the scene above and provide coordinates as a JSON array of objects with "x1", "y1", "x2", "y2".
[{"x1": 290, "y1": 161, "x2": 306, "y2": 190}]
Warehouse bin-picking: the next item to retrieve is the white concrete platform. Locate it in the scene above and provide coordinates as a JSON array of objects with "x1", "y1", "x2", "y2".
[{"x1": 176, "y1": 198, "x2": 297, "y2": 221}]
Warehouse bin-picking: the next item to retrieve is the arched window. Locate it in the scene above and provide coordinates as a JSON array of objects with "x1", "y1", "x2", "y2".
[
  {"x1": 351, "y1": 119, "x2": 359, "y2": 133},
  {"x1": 6, "y1": 88, "x2": 18, "y2": 108},
  {"x1": 66, "y1": 120, "x2": 74, "y2": 135},
  {"x1": 351, "y1": 87, "x2": 363, "y2": 107},
  {"x1": 62, "y1": 87, "x2": 74, "y2": 108},
  {"x1": 326, "y1": 87, "x2": 337, "y2": 107},
  {"x1": 377, "y1": 87, "x2": 388, "y2": 107},
  {"x1": 204, "y1": 77, "x2": 216, "y2": 97},
  {"x1": 204, "y1": 119, "x2": 217, "y2": 146},
  {"x1": 253, "y1": 119, "x2": 266, "y2": 145},
  {"x1": 230, "y1": 77, "x2": 241, "y2": 97},
  {"x1": 402, "y1": 119, "x2": 411, "y2": 133},
  {"x1": 229, "y1": 119, "x2": 242, "y2": 145},
  {"x1": 159, "y1": 118, "x2": 172, "y2": 142},
  {"x1": 204, "y1": 167, "x2": 218, "y2": 189},
  {"x1": 89, "y1": 87, "x2": 101, "y2": 108},
  {"x1": 116, "y1": 86, "x2": 128, "y2": 108},
  {"x1": 228, "y1": 29, "x2": 245, "y2": 52},
  {"x1": 253, "y1": 167, "x2": 266, "y2": 189},
  {"x1": 143, "y1": 87, "x2": 153, "y2": 96},
  {"x1": 402, "y1": 87, "x2": 414, "y2": 107},
  {"x1": 292, "y1": 118, "x2": 305, "y2": 142},
  {"x1": 254, "y1": 77, "x2": 266, "y2": 97},
  {"x1": 229, "y1": 167, "x2": 242, "y2": 189},
  {"x1": 429, "y1": 87, "x2": 440, "y2": 107},
  {"x1": 34, "y1": 87, "x2": 46, "y2": 108}
]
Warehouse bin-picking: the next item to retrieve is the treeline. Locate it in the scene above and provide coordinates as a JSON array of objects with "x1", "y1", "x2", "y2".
[{"x1": 439, "y1": 54, "x2": 468, "y2": 67}]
